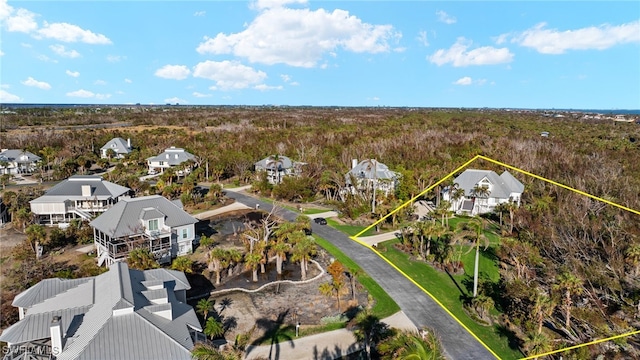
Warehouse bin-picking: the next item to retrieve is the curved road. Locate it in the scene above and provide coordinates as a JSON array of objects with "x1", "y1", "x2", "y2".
[{"x1": 224, "y1": 190, "x2": 498, "y2": 360}]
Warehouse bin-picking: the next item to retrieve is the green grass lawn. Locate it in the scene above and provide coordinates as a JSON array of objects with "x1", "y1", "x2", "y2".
[
  {"x1": 378, "y1": 239, "x2": 523, "y2": 360},
  {"x1": 313, "y1": 235, "x2": 400, "y2": 319},
  {"x1": 303, "y1": 208, "x2": 331, "y2": 215},
  {"x1": 326, "y1": 219, "x2": 378, "y2": 237}
]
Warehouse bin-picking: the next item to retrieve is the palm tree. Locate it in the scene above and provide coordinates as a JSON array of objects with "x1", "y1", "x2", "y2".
[
  {"x1": 455, "y1": 217, "x2": 490, "y2": 297},
  {"x1": 553, "y1": 272, "x2": 582, "y2": 329},
  {"x1": 209, "y1": 248, "x2": 227, "y2": 285},
  {"x1": 197, "y1": 298, "x2": 214, "y2": 320},
  {"x1": 266, "y1": 154, "x2": 285, "y2": 184},
  {"x1": 471, "y1": 294, "x2": 494, "y2": 320},
  {"x1": 531, "y1": 292, "x2": 555, "y2": 334},
  {"x1": 269, "y1": 238, "x2": 291, "y2": 276},
  {"x1": 290, "y1": 233, "x2": 317, "y2": 280},
  {"x1": 244, "y1": 252, "x2": 262, "y2": 282},
  {"x1": 378, "y1": 329, "x2": 446, "y2": 360},
  {"x1": 523, "y1": 331, "x2": 552, "y2": 360},
  {"x1": 25, "y1": 224, "x2": 47, "y2": 257},
  {"x1": 126, "y1": 248, "x2": 159, "y2": 270},
  {"x1": 225, "y1": 248, "x2": 243, "y2": 278},
  {"x1": 353, "y1": 310, "x2": 391, "y2": 360},
  {"x1": 170, "y1": 256, "x2": 193, "y2": 273},
  {"x1": 204, "y1": 317, "x2": 225, "y2": 340},
  {"x1": 192, "y1": 343, "x2": 239, "y2": 360},
  {"x1": 470, "y1": 184, "x2": 490, "y2": 214}
]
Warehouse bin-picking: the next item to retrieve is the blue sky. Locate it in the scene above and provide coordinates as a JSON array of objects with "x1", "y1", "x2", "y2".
[{"x1": 1, "y1": 0, "x2": 639, "y2": 109}]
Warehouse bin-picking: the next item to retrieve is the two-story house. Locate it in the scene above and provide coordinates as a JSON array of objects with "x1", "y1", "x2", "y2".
[
  {"x1": 344, "y1": 158, "x2": 399, "y2": 197},
  {"x1": 0, "y1": 262, "x2": 202, "y2": 360},
  {"x1": 441, "y1": 169, "x2": 524, "y2": 216},
  {"x1": 100, "y1": 137, "x2": 132, "y2": 159},
  {"x1": 254, "y1": 155, "x2": 305, "y2": 185},
  {"x1": 90, "y1": 195, "x2": 198, "y2": 267},
  {"x1": 30, "y1": 175, "x2": 131, "y2": 225},
  {"x1": 0, "y1": 149, "x2": 41, "y2": 175},
  {"x1": 146, "y1": 146, "x2": 195, "y2": 175}
]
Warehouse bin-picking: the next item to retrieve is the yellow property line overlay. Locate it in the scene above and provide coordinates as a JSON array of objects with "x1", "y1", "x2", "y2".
[{"x1": 350, "y1": 154, "x2": 640, "y2": 359}]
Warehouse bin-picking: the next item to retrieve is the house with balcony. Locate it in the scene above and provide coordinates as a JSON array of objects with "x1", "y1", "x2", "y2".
[
  {"x1": 90, "y1": 195, "x2": 198, "y2": 267},
  {"x1": 30, "y1": 175, "x2": 131, "y2": 225},
  {"x1": 254, "y1": 155, "x2": 305, "y2": 184},
  {"x1": 0, "y1": 149, "x2": 41, "y2": 175},
  {"x1": 0, "y1": 262, "x2": 202, "y2": 360},
  {"x1": 441, "y1": 169, "x2": 524, "y2": 216},
  {"x1": 146, "y1": 146, "x2": 195, "y2": 175},
  {"x1": 344, "y1": 158, "x2": 399, "y2": 197},
  {"x1": 100, "y1": 137, "x2": 132, "y2": 159}
]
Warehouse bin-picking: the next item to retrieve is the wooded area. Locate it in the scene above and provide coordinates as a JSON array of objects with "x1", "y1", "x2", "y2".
[{"x1": 1, "y1": 106, "x2": 639, "y2": 357}]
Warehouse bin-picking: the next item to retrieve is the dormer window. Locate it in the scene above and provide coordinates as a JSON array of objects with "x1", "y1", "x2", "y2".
[{"x1": 148, "y1": 219, "x2": 159, "y2": 231}]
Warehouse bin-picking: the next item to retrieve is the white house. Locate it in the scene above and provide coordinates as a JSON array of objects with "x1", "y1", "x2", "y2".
[
  {"x1": 30, "y1": 175, "x2": 131, "y2": 225},
  {"x1": 344, "y1": 159, "x2": 399, "y2": 196},
  {"x1": 146, "y1": 146, "x2": 195, "y2": 175},
  {"x1": 90, "y1": 195, "x2": 198, "y2": 267},
  {"x1": 100, "y1": 137, "x2": 132, "y2": 159},
  {"x1": 254, "y1": 155, "x2": 305, "y2": 184},
  {"x1": 0, "y1": 149, "x2": 41, "y2": 175},
  {"x1": 442, "y1": 169, "x2": 524, "y2": 216},
  {"x1": 0, "y1": 262, "x2": 202, "y2": 360}
]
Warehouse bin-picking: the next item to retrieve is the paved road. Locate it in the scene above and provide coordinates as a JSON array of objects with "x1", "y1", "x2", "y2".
[{"x1": 224, "y1": 190, "x2": 498, "y2": 360}]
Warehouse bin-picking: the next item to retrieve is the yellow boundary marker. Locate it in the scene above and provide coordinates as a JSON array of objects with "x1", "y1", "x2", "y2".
[{"x1": 349, "y1": 154, "x2": 640, "y2": 359}]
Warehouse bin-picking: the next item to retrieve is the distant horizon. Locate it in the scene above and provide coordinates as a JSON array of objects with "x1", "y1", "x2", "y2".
[
  {"x1": 1, "y1": 1, "x2": 638, "y2": 108},
  {"x1": 1, "y1": 102, "x2": 639, "y2": 115}
]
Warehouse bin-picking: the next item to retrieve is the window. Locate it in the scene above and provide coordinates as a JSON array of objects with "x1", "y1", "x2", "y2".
[
  {"x1": 159, "y1": 161, "x2": 164, "y2": 166},
  {"x1": 182, "y1": 229, "x2": 188, "y2": 239},
  {"x1": 148, "y1": 219, "x2": 159, "y2": 231}
]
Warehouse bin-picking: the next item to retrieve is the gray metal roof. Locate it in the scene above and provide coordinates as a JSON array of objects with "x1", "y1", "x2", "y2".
[
  {"x1": 0, "y1": 149, "x2": 41, "y2": 163},
  {"x1": 346, "y1": 159, "x2": 398, "y2": 182},
  {"x1": 30, "y1": 176, "x2": 130, "y2": 203},
  {"x1": 100, "y1": 137, "x2": 131, "y2": 154},
  {"x1": 146, "y1": 147, "x2": 195, "y2": 166},
  {"x1": 12, "y1": 278, "x2": 92, "y2": 308},
  {"x1": 89, "y1": 195, "x2": 198, "y2": 238},
  {"x1": 453, "y1": 169, "x2": 523, "y2": 199},
  {"x1": 0, "y1": 262, "x2": 200, "y2": 359},
  {"x1": 255, "y1": 155, "x2": 295, "y2": 170}
]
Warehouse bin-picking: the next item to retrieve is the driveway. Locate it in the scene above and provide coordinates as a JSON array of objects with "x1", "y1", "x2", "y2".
[{"x1": 224, "y1": 190, "x2": 498, "y2": 360}]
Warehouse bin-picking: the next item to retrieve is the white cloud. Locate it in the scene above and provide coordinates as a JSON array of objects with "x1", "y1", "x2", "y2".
[
  {"x1": 4, "y1": 8, "x2": 38, "y2": 33},
  {"x1": 280, "y1": 74, "x2": 291, "y2": 82},
  {"x1": 417, "y1": 30, "x2": 429, "y2": 46},
  {"x1": 124, "y1": 78, "x2": 132, "y2": 83},
  {"x1": 193, "y1": 60, "x2": 267, "y2": 90},
  {"x1": 155, "y1": 64, "x2": 191, "y2": 80},
  {"x1": 37, "y1": 54, "x2": 57, "y2": 63},
  {"x1": 254, "y1": 84, "x2": 283, "y2": 91},
  {"x1": 453, "y1": 76, "x2": 472, "y2": 85},
  {"x1": 66, "y1": 89, "x2": 112, "y2": 99},
  {"x1": 0, "y1": 89, "x2": 22, "y2": 102},
  {"x1": 192, "y1": 92, "x2": 212, "y2": 98},
  {"x1": 21, "y1": 42, "x2": 32, "y2": 48},
  {"x1": 115, "y1": 90, "x2": 125, "y2": 95},
  {"x1": 38, "y1": 22, "x2": 111, "y2": 44},
  {"x1": 107, "y1": 55, "x2": 125, "y2": 62},
  {"x1": 196, "y1": 4, "x2": 401, "y2": 67},
  {"x1": 164, "y1": 97, "x2": 187, "y2": 104},
  {"x1": 21, "y1": 76, "x2": 51, "y2": 90},
  {"x1": 428, "y1": 37, "x2": 513, "y2": 67},
  {"x1": 508, "y1": 21, "x2": 640, "y2": 54},
  {"x1": 0, "y1": 84, "x2": 9, "y2": 89},
  {"x1": 194, "y1": 10, "x2": 206, "y2": 16},
  {"x1": 0, "y1": 50, "x2": 3, "y2": 56},
  {"x1": 94, "y1": 80, "x2": 107, "y2": 85},
  {"x1": 436, "y1": 10, "x2": 456, "y2": 25},
  {"x1": 50, "y1": 44, "x2": 81, "y2": 58},
  {"x1": 67, "y1": 89, "x2": 95, "y2": 98},
  {"x1": 66, "y1": 70, "x2": 80, "y2": 77}
]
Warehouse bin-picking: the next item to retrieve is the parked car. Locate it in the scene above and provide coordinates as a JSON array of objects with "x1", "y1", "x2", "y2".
[{"x1": 314, "y1": 217, "x2": 327, "y2": 225}]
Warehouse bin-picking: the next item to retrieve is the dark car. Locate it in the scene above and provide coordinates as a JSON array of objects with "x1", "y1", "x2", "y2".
[{"x1": 314, "y1": 217, "x2": 327, "y2": 225}]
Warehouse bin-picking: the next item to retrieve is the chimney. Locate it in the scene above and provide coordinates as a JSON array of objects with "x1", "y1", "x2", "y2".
[
  {"x1": 166, "y1": 154, "x2": 169, "y2": 159},
  {"x1": 127, "y1": 138, "x2": 131, "y2": 148},
  {"x1": 352, "y1": 159, "x2": 358, "y2": 169},
  {"x1": 50, "y1": 316, "x2": 64, "y2": 355},
  {"x1": 81, "y1": 185, "x2": 91, "y2": 197}
]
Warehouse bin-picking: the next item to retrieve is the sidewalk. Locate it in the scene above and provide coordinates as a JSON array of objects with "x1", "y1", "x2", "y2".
[
  {"x1": 355, "y1": 230, "x2": 400, "y2": 246},
  {"x1": 244, "y1": 311, "x2": 417, "y2": 360},
  {"x1": 193, "y1": 202, "x2": 252, "y2": 220}
]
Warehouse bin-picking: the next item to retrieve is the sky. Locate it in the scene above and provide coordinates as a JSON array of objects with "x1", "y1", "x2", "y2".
[{"x1": 0, "y1": 0, "x2": 639, "y2": 109}]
